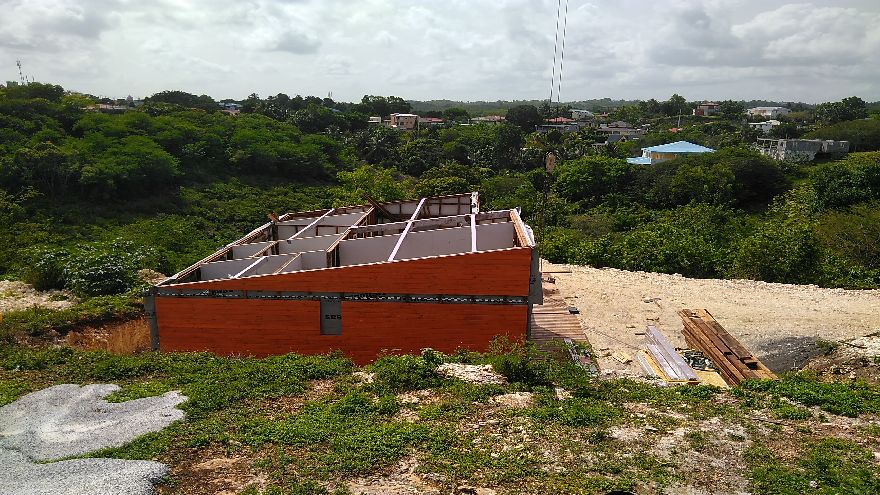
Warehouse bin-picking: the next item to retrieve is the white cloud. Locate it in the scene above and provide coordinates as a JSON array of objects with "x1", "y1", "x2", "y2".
[{"x1": 0, "y1": 0, "x2": 878, "y2": 102}]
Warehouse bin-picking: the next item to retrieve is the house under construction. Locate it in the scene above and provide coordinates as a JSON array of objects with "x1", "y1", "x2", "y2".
[{"x1": 145, "y1": 193, "x2": 542, "y2": 364}]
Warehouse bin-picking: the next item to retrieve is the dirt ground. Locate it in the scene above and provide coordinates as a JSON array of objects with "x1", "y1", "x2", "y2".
[{"x1": 541, "y1": 261, "x2": 880, "y2": 374}]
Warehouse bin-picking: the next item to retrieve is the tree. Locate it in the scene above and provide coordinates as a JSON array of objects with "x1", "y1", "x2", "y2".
[
  {"x1": 662, "y1": 94, "x2": 690, "y2": 117},
  {"x1": 505, "y1": 105, "x2": 542, "y2": 132},
  {"x1": 334, "y1": 164, "x2": 414, "y2": 204},
  {"x1": 718, "y1": 100, "x2": 746, "y2": 120},
  {"x1": 554, "y1": 156, "x2": 632, "y2": 205},
  {"x1": 398, "y1": 138, "x2": 443, "y2": 176},
  {"x1": 3, "y1": 82, "x2": 65, "y2": 102},
  {"x1": 815, "y1": 96, "x2": 868, "y2": 124},
  {"x1": 442, "y1": 107, "x2": 470, "y2": 123},
  {"x1": 145, "y1": 90, "x2": 218, "y2": 112}
]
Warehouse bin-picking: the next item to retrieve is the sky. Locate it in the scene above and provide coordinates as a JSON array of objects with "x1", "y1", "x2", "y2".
[{"x1": 1, "y1": 0, "x2": 879, "y2": 103}]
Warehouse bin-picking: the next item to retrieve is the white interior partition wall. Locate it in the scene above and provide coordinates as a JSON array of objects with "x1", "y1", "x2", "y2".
[
  {"x1": 475, "y1": 222, "x2": 516, "y2": 251},
  {"x1": 338, "y1": 234, "x2": 402, "y2": 266},
  {"x1": 278, "y1": 234, "x2": 344, "y2": 254},
  {"x1": 393, "y1": 226, "x2": 472, "y2": 261}
]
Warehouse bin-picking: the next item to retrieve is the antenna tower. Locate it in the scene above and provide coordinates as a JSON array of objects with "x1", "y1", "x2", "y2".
[{"x1": 16, "y1": 60, "x2": 25, "y2": 85}]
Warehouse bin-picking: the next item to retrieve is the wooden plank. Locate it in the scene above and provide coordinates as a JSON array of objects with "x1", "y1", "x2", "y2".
[
  {"x1": 646, "y1": 325, "x2": 699, "y2": 381},
  {"x1": 680, "y1": 308, "x2": 777, "y2": 385},
  {"x1": 646, "y1": 343, "x2": 681, "y2": 380},
  {"x1": 683, "y1": 325, "x2": 745, "y2": 385}
]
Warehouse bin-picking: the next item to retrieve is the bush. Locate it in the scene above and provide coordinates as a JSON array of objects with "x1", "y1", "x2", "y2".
[
  {"x1": 0, "y1": 294, "x2": 142, "y2": 340},
  {"x1": 539, "y1": 227, "x2": 586, "y2": 264},
  {"x1": 732, "y1": 219, "x2": 822, "y2": 284},
  {"x1": 22, "y1": 248, "x2": 68, "y2": 291},
  {"x1": 64, "y1": 239, "x2": 156, "y2": 296},
  {"x1": 369, "y1": 353, "x2": 441, "y2": 393},
  {"x1": 810, "y1": 152, "x2": 880, "y2": 209},
  {"x1": 485, "y1": 337, "x2": 552, "y2": 387}
]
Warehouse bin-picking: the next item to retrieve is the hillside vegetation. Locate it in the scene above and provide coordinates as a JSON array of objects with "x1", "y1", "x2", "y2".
[{"x1": 1, "y1": 83, "x2": 879, "y2": 338}]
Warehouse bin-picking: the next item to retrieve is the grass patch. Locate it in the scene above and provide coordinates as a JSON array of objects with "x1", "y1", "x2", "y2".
[
  {"x1": 747, "y1": 438, "x2": 880, "y2": 495},
  {"x1": 737, "y1": 372, "x2": 880, "y2": 417},
  {"x1": 0, "y1": 294, "x2": 142, "y2": 341},
  {"x1": 0, "y1": 378, "x2": 30, "y2": 406}
]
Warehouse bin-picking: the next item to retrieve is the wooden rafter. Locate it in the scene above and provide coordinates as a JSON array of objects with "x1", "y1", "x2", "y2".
[{"x1": 388, "y1": 198, "x2": 426, "y2": 261}]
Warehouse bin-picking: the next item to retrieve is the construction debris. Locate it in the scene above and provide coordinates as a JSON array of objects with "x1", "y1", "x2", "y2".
[
  {"x1": 680, "y1": 309, "x2": 777, "y2": 386},
  {"x1": 611, "y1": 351, "x2": 632, "y2": 364}
]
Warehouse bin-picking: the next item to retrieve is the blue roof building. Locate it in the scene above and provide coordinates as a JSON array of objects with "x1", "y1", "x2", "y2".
[{"x1": 626, "y1": 140, "x2": 715, "y2": 165}]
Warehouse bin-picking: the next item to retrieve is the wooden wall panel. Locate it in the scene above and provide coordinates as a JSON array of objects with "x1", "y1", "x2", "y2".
[
  {"x1": 167, "y1": 248, "x2": 532, "y2": 297},
  {"x1": 156, "y1": 297, "x2": 527, "y2": 365}
]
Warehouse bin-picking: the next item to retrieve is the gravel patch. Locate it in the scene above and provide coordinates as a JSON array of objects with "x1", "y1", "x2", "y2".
[
  {"x1": 0, "y1": 383, "x2": 186, "y2": 462},
  {"x1": 0, "y1": 384, "x2": 187, "y2": 495},
  {"x1": 0, "y1": 448, "x2": 168, "y2": 495}
]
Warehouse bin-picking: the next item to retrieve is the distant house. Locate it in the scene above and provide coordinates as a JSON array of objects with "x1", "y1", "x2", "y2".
[
  {"x1": 748, "y1": 106, "x2": 791, "y2": 118},
  {"x1": 571, "y1": 109, "x2": 595, "y2": 120},
  {"x1": 368, "y1": 116, "x2": 382, "y2": 125},
  {"x1": 597, "y1": 121, "x2": 646, "y2": 139},
  {"x1": 756, "y1": 138, "x2": 849, "y2": 162},
  {"x1": 693, "y1": 102, "x2": 720, "y2": 117},
  {"x1": 388, "y1": 113, "x2": 419, "y2": 130},
  {"x1": 221, "y1": 102, "x2": 242, "y2": 111},
  {"x1": 85, "y1": 104, "x2": 129, "y2": 114},
  {"x1": 470, "y1": 115, "x2": 506, "y2": 124},
  {"x1": 419, "y1": 117, "x2": 445, "y2": 127},
  {"x1": 626, "y1": 140, "x2": 715, "y2": 165},
  {"x1": 748, "y1": 119, "x2": 782, "y2": 135}
]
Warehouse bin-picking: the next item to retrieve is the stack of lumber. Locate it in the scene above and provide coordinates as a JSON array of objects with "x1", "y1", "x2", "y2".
[
  {"x1": 641, "y1": 325, "x2": 700, "y2": 383},
  {"x1": 679, "y1": 309, "x2": 777, "y2": 386}
]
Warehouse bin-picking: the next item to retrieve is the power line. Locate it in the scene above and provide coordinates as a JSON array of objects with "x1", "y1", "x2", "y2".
[
  {"x1": 549, "y1": 0, "x2": 561, "y2": 105},
  {"x1": 556, "y1": 0, "x2": 569, "y2": 107}
]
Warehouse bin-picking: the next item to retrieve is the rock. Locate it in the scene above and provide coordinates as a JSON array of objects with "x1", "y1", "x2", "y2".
[
  {"x1": 436, "y1": 363, "x2": 506, "y2": 385},
  {"x1": 491, "y1": 392, "x2": 533, "y2": 408}
]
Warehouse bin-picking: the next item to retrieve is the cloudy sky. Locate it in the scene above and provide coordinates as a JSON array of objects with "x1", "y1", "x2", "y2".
[{"x1": 1, "y1": 0, "x2": 878, "y2": 103}]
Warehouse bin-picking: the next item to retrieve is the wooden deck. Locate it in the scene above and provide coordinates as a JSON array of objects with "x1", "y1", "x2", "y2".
[{"x1": 529, "y1": 282, "x2": 589, "y2": 346}]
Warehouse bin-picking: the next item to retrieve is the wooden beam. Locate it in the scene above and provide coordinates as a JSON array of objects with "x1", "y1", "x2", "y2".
[
  {"x1": 509, "y1": 209, "x2": 532, "y2": 247},
  {"x1": 349, "y1": 211, "x2": 510, "y2": 236},
  {"x1": 365, "y1": 195, "x2": 402, "y2": 221},
  {"x1": 286, "y1": 208, "x2": 335, "y2": 240},
  {"x1": 470, "y1": 214, "x2": 477, "y2": 252},
  {"x1": 232, "y1": 256, "x2": 267, "y2": 279},
  {"x1": 388, "y1": 198, "x2": 426, "y2": 261}
]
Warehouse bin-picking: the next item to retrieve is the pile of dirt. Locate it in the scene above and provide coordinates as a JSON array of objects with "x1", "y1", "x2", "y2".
[
  {"x1": 0, "y1": 281, "x2": 76, "y2": 313},
  {"x1": 542, "y1": 261, "x2": 880, "y2": 375}
]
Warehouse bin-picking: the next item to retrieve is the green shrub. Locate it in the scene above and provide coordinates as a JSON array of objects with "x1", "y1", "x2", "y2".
[
  {"x1": 732, "y1": 219, "x2": 822, "y2": 284},
  {"x1": 64, "y1": 239, "x2": 156, "y2": 296},
  {"x1": 369, "y1": 353, "x2": 441, "y2": 393},
  {"x1": 21, "y1": 248, "x2": 69, "y2": 290},
  {"x1": 748, "y1": 439, "x2": 880, "y2": 495},
  {"x1": 540, "y1": 227, "x2": 586, "y2": 264},
  {"x1": 485, "y1": 337, "x2": 552, "y2": 387},
  {"x1": 738, "y1": 372, "x2": 880, "y2": 417}
]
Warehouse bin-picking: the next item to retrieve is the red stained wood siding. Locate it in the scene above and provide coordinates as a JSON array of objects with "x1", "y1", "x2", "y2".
[
  {"x1": 167, "y1": 248, "x2": 532, "y2": 297},
  {"x1": 156, "y1": 297, "x2": 527, "y2": 365}
]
